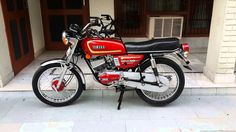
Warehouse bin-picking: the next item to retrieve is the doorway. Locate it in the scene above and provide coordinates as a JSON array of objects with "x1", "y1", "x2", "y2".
[
  {"x1": 41, "y1": 0, "x2": 90, "y2": 50},
  {"x1": 0, "y1": 0, "x2": 34, "y2": 74}
]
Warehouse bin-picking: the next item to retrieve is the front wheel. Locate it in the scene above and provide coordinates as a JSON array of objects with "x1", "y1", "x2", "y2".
[
  {"x1": 32, "y1": 63, "x2": 83, "y2": 106},
  {"x1": 136, "y1": 58, "x2": 185, "y2": 106}
]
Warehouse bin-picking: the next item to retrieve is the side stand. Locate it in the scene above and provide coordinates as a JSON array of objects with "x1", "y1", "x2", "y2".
[{"x1": 117, "y1": 86, "x2": 125, "y2": 110}]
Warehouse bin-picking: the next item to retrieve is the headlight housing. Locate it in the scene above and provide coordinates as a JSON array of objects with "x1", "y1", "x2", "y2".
[{"x1": 62, "y1": 31, "x2": 69, "y2": 45}]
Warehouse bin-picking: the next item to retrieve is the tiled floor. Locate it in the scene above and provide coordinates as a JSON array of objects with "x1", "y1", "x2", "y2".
[
  {"x1": 0, "y1": 91, "x2": 236, "y2": 131},
  {"x1": 1, "y1": 51, "x2": 236, "y2": 95},
  {"x1": 1, "y1": 51, "x2": 236, "y2": 131}
]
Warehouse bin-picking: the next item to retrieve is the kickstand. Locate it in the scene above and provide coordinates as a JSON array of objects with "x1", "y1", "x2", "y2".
[{"x1": 117, "y1": 87, "x2": 125, "y2": 110}]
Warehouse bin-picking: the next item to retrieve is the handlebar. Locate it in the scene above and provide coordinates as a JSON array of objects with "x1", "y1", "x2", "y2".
[
  {"x1": 67, "y1": 15, "x2": 116, "y2": 40},
  {"x1": 101, "y1": 14, "x2": 112, "y2": 21},
  {"x1": 69, "y1": 24, "x2": 80, "y2": 33}
]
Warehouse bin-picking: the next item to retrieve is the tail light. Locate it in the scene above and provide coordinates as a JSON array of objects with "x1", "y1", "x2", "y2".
[{"x1": 181, "y1": 43, "x2": 190, "y2": 58}]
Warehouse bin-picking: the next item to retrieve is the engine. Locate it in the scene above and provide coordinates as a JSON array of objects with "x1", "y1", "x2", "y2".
[
  {"x1": 91, "y1": 54, "x2": 144, "y2": 71},
  {"x1": 91, "y1": 54, "x2": 169, "y2": 92},
  {"x1": 91, "y1": 54, "x2": 144, "y2": 85},
  {"x1": 90, "y1": 56, "x2": 119, "y2": 85}
]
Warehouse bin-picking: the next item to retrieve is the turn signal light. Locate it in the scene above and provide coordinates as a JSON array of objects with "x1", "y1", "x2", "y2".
[
  {"x1": 62, "y1": 31, "x2": 69, "y2": 45},
  {"x1": 62, "y1": 37, "x2": 69, "y2": 45},
  {"x1": 85, "y1": 54, "x2": 91, "y2": 59}
]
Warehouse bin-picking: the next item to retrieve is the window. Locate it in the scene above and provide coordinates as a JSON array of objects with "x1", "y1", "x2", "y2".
[
  {"x1": 115, "y1": 0, "x2": 145, "y2": 37},
  {"x1": 147, "y1": 0, "x2": 186, "y2": 12},
  {"x1": 115, "y1": 0, "x2": 213, "y2": 37}
]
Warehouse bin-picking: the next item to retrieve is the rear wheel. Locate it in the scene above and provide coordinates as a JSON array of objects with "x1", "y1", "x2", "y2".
[
  {"x1": 136, "y1": 58, "x2": 185, "y2": 106},
  {"x1": 32, "y1": 63, "x2": 83, "y2": 106}
]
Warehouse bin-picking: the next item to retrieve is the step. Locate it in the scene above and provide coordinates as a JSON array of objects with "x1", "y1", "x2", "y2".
[{"x1": 1, "y1": 73, "x2": 236, "y2": 96}]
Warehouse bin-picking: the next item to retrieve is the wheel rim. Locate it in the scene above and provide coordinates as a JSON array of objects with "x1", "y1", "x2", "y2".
[
  {"x1": 37, "y1": 66, "x2": 79, "y2": 103},
  {"x1": 141, "y1": 64, "x2": 179, "y2": 101}
]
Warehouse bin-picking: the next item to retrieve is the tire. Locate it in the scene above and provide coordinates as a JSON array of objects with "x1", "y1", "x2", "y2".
[
  {"x1": 32, "y1": 63, "x2": 83, "y2": 106},
  {"x1": 136, "y1": 57, "x2": 185, "y2": 106}
]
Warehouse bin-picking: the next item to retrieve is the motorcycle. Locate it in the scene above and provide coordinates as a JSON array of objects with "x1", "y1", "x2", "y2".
[{"x1": 32, "y1": 15, "x2": 191, "y2": 109}]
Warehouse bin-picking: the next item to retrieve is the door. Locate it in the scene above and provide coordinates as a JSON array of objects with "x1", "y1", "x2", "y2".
[
  {"x1": 0, "y1": 0, "x2": 34, "y2": 74},
  {"x1": 41, "y1": 0, "x2": 90, "y2": 50}
]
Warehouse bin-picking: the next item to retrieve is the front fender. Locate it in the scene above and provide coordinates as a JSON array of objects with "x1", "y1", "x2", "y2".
[
  {"x1": 41, "y1": 59, "x2": 86, "y2": 90},
  {"x1": 41, "y1": 58, "x2": 66, "y2": 67}
]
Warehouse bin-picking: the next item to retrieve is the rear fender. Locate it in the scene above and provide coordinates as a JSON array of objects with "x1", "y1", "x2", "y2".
[
  {"x1": 174, "y1": 52, "x2": 192, "y2": 70},
  {"x1": 41, "y1": 59, "x2": 86, "y2": 90},
  {"x1": 152, "y1": 51, "x2": 192, "y2": 70}
]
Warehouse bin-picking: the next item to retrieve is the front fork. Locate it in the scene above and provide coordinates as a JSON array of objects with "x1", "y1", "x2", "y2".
[
  {"x1": 56, "y1": 43, "x2": 77, "y2": 89},
  {"x1": 150, "y1": 54, "x2": 160, "y2": 85},
  {"x1": 56, "y1": 65, "x2": 68, "y2": 89}
]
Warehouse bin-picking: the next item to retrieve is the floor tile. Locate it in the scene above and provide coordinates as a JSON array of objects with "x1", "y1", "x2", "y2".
[
  {"x1": 0, "y1": 123, "x2": 22, "y2": 132},
  {"x1": 72, "y1": 120, "x2": 126, "y2": 132},
  {"x1": 126, "y1": 120, "x2": 180, "y2": 132},
  {"x1": 20, "y1": 122, "x2": 74, "y2": 132}
]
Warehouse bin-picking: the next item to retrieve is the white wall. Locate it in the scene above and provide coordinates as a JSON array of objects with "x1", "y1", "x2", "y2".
[
  {"x1": 28, "y1": 0, "x2": 45, "y2": 57},
  {"x1": 0, "y1": 4, "x2": 14, "y2": 87},
  {"x1": 89, "y1": 0, "x2": 114, "y2": 18}
]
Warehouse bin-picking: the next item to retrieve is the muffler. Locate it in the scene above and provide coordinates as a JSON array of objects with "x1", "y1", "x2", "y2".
[
  {"x1": 99, "y1": 71, "x2": 170, "y2": 92},
  {"x1": 122, "y1": 72, "x2": 170, "y2": 92}
]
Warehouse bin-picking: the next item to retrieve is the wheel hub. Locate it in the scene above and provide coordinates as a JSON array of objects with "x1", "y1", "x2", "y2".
[
  {"x1": 158, "y1": 76, "x2": 170, "y2": 92},
  {"x1": 51, "y1": 79, "x2": 65, "y2": 92}
]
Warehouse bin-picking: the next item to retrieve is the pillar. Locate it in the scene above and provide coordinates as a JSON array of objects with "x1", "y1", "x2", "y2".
[{"x1": 204, "y1": 0, "x2": 236, "y2": 83}]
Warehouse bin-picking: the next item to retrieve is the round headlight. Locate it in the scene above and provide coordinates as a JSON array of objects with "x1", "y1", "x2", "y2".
[{"x1": 62, "y1": 31, "x2": 69, "y2": 45}]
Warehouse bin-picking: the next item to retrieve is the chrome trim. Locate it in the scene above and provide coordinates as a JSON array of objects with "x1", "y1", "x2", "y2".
[
  {"x1": 174, "y1": 52, "x2": 192, "y2": 70},
  {"x1": 127, "y1": 49, "x2": 179, "y2": 54},
  {"x1": 41, "y1": 59, "x2": 66, "y2": 67}
]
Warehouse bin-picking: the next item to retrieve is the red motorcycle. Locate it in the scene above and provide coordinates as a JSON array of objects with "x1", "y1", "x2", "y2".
[{"x1": 32, "y1": 15, "x2": 191, "y2": 109}]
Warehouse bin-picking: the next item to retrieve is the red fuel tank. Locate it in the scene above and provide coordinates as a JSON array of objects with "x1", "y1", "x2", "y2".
[{"x1": 81, "y1": 38, "x2": 126, "y2": 56}]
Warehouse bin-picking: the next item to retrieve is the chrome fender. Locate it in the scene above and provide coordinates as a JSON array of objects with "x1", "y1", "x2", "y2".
[{"x1": 41, "y1": 59, "x2": 86, "y2": 90}]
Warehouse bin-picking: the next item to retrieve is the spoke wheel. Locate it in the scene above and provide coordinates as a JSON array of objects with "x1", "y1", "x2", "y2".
[
  {"x1": 136, "y1": 58, "x2": 185, "y2": 106},
  {"x1": 32, "y1": 63, "x2": 83, "y2": 106}
]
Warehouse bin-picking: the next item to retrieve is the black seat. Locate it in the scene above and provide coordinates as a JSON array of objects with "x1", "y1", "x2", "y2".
[{"x1": 125, "y1": 38, "x2": 180, "y2": 53}]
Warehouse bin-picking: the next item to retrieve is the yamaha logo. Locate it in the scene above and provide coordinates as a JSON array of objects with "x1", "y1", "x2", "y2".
[{"x1": 92, "y1": 45, "x2": 105, "y2": 50}]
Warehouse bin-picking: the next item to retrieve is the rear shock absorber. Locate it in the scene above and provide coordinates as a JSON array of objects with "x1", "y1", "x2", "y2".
[{"x1": 150, "y1": 54, "x2": 160, "y2": 85}]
